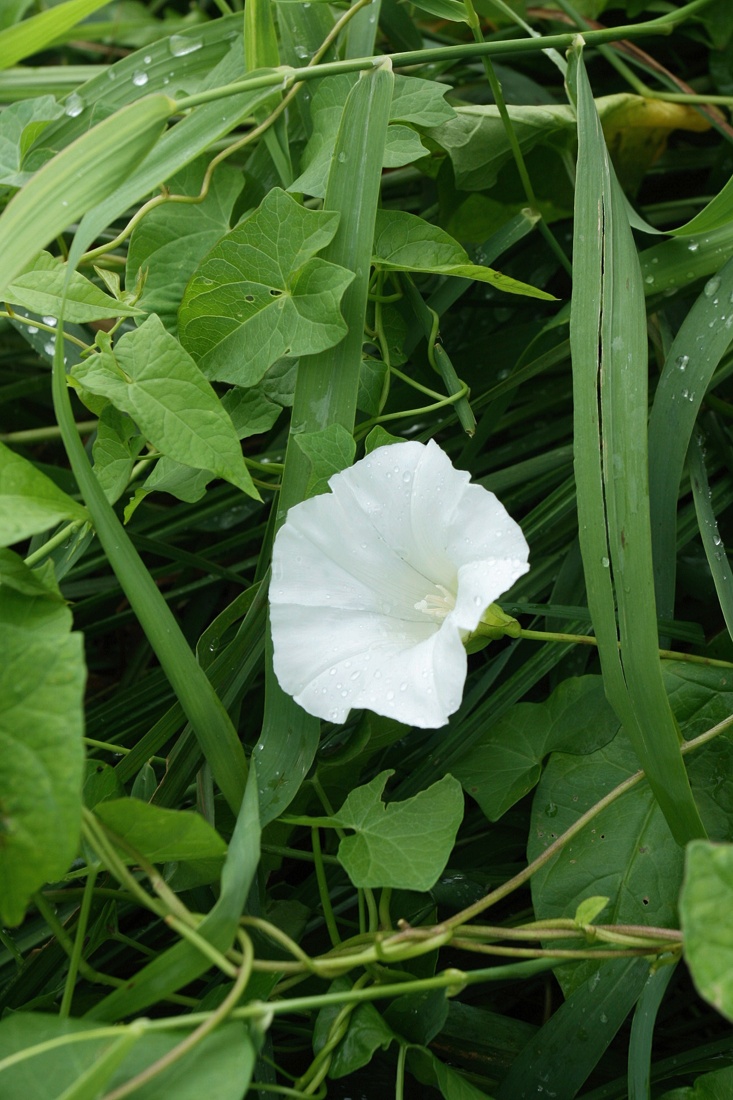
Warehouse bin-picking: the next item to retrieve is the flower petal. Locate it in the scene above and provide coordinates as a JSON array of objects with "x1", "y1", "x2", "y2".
[
  {"x1": 451, "y1": 557, "x2": 531, "y2": 635},
  {"x1": 270, "y1": 602, "x2": 466, "y2": 728},
  {"x1": 271, "y1": 485, "x2": 432, "y2": 621},
  {"x1": 444, "y1": 481, "x2": 529, "y2": 568},
  {"x1": 270, "y1": 439, "x2": 531, "y2": 729}
]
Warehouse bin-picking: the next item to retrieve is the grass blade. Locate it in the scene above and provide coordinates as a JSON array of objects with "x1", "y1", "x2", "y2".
[
  {"x1": 568, "y1": 41, "x2": 705, "y2": 844},
  {"x1": 0, "y1": 0, "x2": 111, "y2": 69},
  {"x1": 648, "y1": 255, "x2": 733, "y2": 619},
  {"x1": 0, "y1": 94, "x2": 174, "y2": 298},
  {"x1": 688, "y1": 433, "x2": 733, "y2": 644}
]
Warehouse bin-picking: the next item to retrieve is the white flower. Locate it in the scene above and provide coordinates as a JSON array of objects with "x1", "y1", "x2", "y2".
[{"x1": 269, "y1": 439, "x2": 530, "y2": 728}]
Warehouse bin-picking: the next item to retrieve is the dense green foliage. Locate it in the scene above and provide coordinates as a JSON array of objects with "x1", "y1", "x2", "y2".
[{"x1": 2, "y1": 0, "x2": 733, "y2": 1096}]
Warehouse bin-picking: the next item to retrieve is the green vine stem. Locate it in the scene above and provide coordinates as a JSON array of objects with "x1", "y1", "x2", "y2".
[
  {"x1": 463, "y1": 0, "x2": 572, "y2": 276},
  {"x1": 174, "y1": 6, "x2": 709, "y2": 116},
  {"x1": 98, "y1": 930, "x2": 255, "y2": 1100},
  {"x1": 442, "y1": 709, "x2": 733, "y2": 930}
]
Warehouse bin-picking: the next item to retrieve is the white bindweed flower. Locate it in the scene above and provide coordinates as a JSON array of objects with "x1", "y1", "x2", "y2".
[{"x1": 270, "y1": 439, "x2": 530, "y2": 728}]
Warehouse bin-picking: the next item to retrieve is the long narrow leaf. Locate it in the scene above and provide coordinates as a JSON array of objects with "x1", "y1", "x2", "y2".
[
  {"x1": 688, "y1": 434, "x2": 733, "y2": 645},
  {"x1": 568, "y1": 42, "x2": 705, "y2": 844},
  {"x1": 0, "y1": 0, "x2": 111, "y2": 69},
  {"x1": 648, "y1": 254, "x2": 733, "y2": 619},
  {"x1": 0, "y1": 94, "x2": 174, "y2": 298}
]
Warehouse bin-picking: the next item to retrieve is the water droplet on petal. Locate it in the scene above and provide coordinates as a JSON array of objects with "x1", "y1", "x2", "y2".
[
  {"x1": 704, "y1": 276, "x2": 721, "y2": 298},
  {"x1": 132, "y1": 70, "x2": 149, "y2": 86}
]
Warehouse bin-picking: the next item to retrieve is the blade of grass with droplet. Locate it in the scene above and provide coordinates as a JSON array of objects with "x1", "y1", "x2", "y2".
[
  {"x1": 256, "y1": 61, "x2": 395, "y2": 827},
  {"x1": 568, "y1": 42, "x2": 705, "y2": 844},
  {"x1": 648, "y1": 255, "x2": 733, "y2": 619},
  {"x1": 345, "y1": 0, "x2": 382, "y2": 59},
  {"x1": 688, "y1": 434, "x2": 733, "y2": 645},
  {"x1": 0, "y1": 94, "x2": 175, "y2": 298}
]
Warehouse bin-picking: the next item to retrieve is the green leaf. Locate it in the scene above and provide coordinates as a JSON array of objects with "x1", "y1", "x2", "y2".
[
  {"x1": 91, "y1": 405, "x2": 143, "y2": 505},
  {"x1": 409, "y1": 1047, "x2": 496, "y2": 1100},
  {"x1": 689, "y1": 437, "x2": 733, "y2": 645},
  {"x1": 222, "y1": 385, "x2": 282, "y2": 440},
  {"x1": 529, "y1": 662, "x2": 733, "y2": 995},
  {"x1": 429, "y1": 101, "x2": 575, "y2": 192},
  {"x1": 373, "y1": 210, "x2": 556, "y2": 300},
  {"x1": 0, "y1": 550, "x2": 85, "y2": 926},
  {"x1": 410, "y1": 0, "x2": 469, "y2": 22},
  {"x1": 91, "y1": 762, "x2": 261, "y2": 1020},
  {"x1": 574, "y1": 895, "x2": 609, "y2": 925},
  {"x1": 313, "y1": 980, "x2": 397, "y2": 1078},
  {"x1": 358, "y1": 356, "x2": 389, "y2": 416},
  {"x1": 364, "y1": 426, "x2": 405, "y2": 453},
  {"x1": 178, "y1": 187, "x2": 353, "y2": 386},
  {"x1": 72, "y1": 315, "x2": 259, "y2": 499},
  {"x1": 126, "y1": 157, "x2": 244, "y2": 335},
  {"x1": 0, "y1": 441, "x2": 89, "y2": 547},
  {"x1": 496, "y1": 958, "x2": 651, "y2": 1099},
  {"x1": 0, "y1": 95, "x2": 63, "y2": 186},
  {"x1": 137, "y1": 458, "x2": 213, "y2": 507},
  {"x1": 567, "y1": 44, "x2": 705, "y2": 844},
  {"x1": 0, "y1": 1015, "x2": 254, "y2": 1100},
  {"x1": 659, "y1": 1066, "x2": 733, "y2": 1100},
  {"x1": 6, "y1": 251, "x2": 141, "y2": 323},
  {"x1": 0, "y1": 0, "x2": 112, "y2": 69},
  {"x1": 391, "y1": 75, "x2": 456, "y2": 128},
  {"x1": 680, "y1": 840, "x2": 733, "y2": 1023},
  {"x1": 649, "y1": 256, "x2": 733, "y2": 620},
  {"x1": 384, "y1": 989, "x2": 449, "y2": 1046},
  {"x1": 94, "y1": 798, "x2": 227, "y2": 863},
  {"x1": 130, "y1": 382, "x2": 282, "y2": 507},
  {"x1": 335, "y1": 771, "x2": 464, "y2": 891},
  {"x1": 290, "y1": 73, "x2": 453, "y2": 198},
  {"x1": 452, "y1": 677, "x2": 620, "y2": 821},
  {"x1": 294, "y1": 424, "x2": 356, "y2": 498},
  {"x1": 0, "y1": 94, "x2": 174, "y2": 300},
  {"x1": 84, "y1": 760, "x2": 126, "y2": 809},
  {"x1": 670, "y1": 173, "x2": 733, "y2": 238}
]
